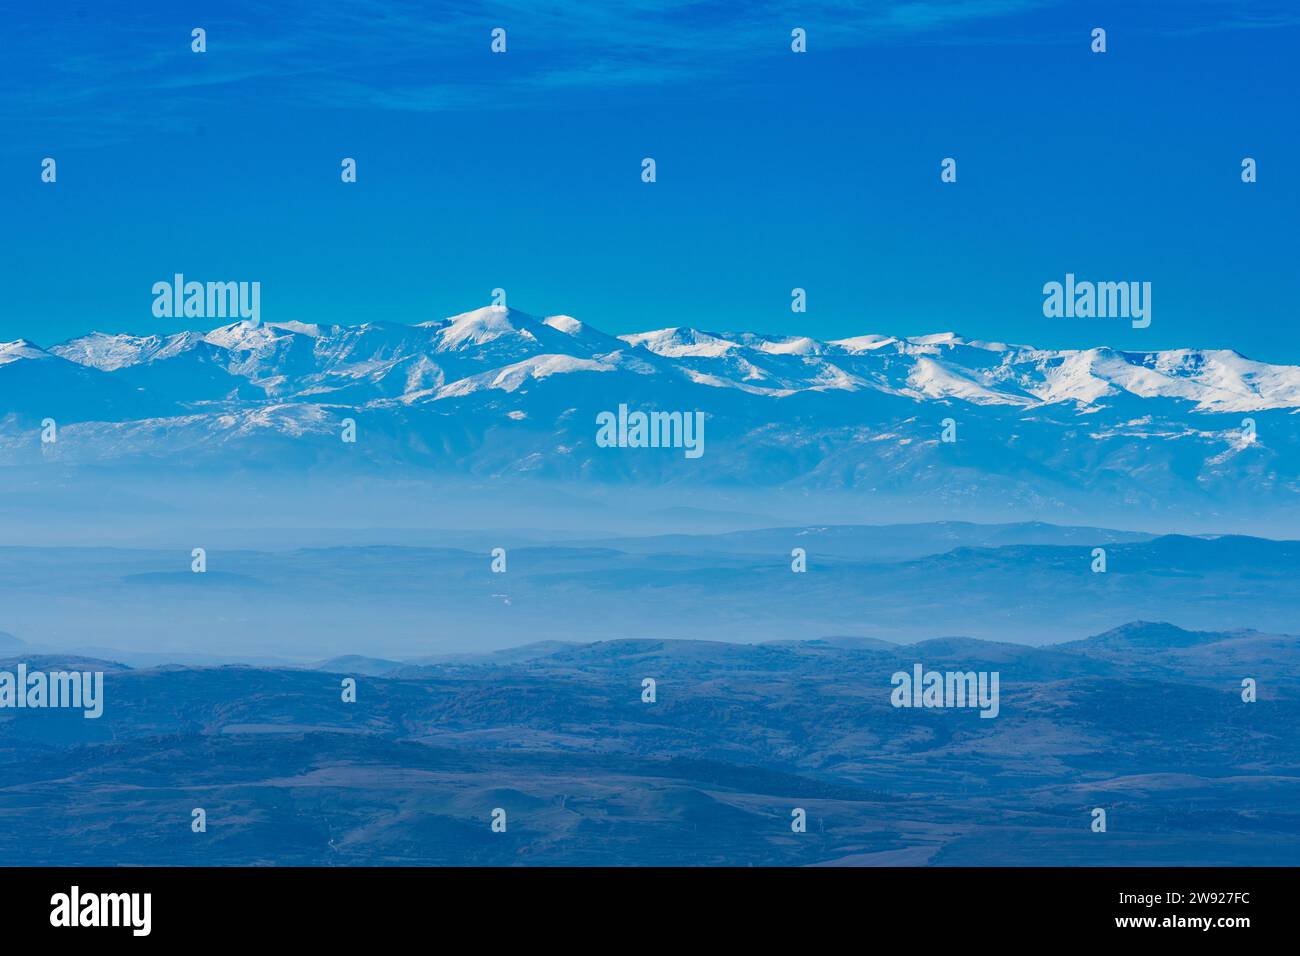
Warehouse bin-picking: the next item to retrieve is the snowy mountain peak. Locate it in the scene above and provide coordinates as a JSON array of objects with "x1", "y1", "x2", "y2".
[
  {"x1": 204, "y1": 319, "x2": 337, "y2": 349},
  {"x1": 51, "y1": 332, "x2": 171, "y2": 370},
  {"x1": 435, "y1": 306, "x2": 544, "y2": 350},
  {"x1": 620, "y1": 327, "x2": 741, "y2": 358},
  {"x1": 0, "y1": 339, "x2": 55, "y2": 365},
  {"x1": 828, "y1": 334, "x2": 899, "y2": 353},
  {"x1": 542, "y1": 314, "x2": 584, "y2": 334},
  {"x1": 907, "y1": 332, "x2": 969, "y2": 347}
]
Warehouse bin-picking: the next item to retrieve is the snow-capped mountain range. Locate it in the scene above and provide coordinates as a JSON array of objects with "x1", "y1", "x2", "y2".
[
  {"x1": 2, "y1": 306, "x2": 1297, "y2": 515},
  {"x1": 8, "y1": 305, "x2": 1300, "y2": 412}
]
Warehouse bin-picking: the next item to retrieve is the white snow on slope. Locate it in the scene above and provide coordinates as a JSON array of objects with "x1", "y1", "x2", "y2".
[
  {"x1": 543, "y1": 314, "x2": 583, "y2": 334},
  {"x1": 829, "y1": 334, "x2": 899, "y2": 353},
  {"x1": 204, "y1": 321, "x2": 303, "y2": 351},
  {"x1": 436, "y1": 307, "x2": 539, "y2": 350},
  {"x1": 620, "y1": 328, "x2": 740, "y2": 358},
  {"x1": 51, "y1": 333, "x2": 167, "y2": 370},
  {"x1": 906, "y1": 357, "x2": 1034, "y2": 406},
  {"x1": 418, "y1": 354, "x2": 617, "y2": 401},
  {"x1": 0, "y1": 340, "x2": 56, "y2": 365}
]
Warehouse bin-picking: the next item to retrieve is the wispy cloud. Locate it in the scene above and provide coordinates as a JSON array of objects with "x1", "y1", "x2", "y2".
[
  {"x1": 5, "y1": 0, "x2": 1064, "y2": 143},
  {"x1": 6, "y1": 0, "x2": 1296, "y2": 146}
]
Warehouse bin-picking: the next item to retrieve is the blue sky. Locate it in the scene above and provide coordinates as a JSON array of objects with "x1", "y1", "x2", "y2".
[{"x1": 3, "y1": 0, "x2": 1298, "y2": 360}]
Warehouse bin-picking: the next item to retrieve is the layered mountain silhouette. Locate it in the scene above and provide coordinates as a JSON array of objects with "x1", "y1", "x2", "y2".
[
  {"x1": 3, "y1": 523, "x2": 1296, "y2": 654},
  {"x1": 2, "y1": 622, "x2": 1296, "y2": 866}
]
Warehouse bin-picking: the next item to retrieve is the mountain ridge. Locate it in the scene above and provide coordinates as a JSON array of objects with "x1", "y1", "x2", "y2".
[
  {"x1": 8, "y1": 306, "x2": 1298, "y2": 413},
  {"x1": 4, "y1": 307, "x2": 1298, "y2": 521}
]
